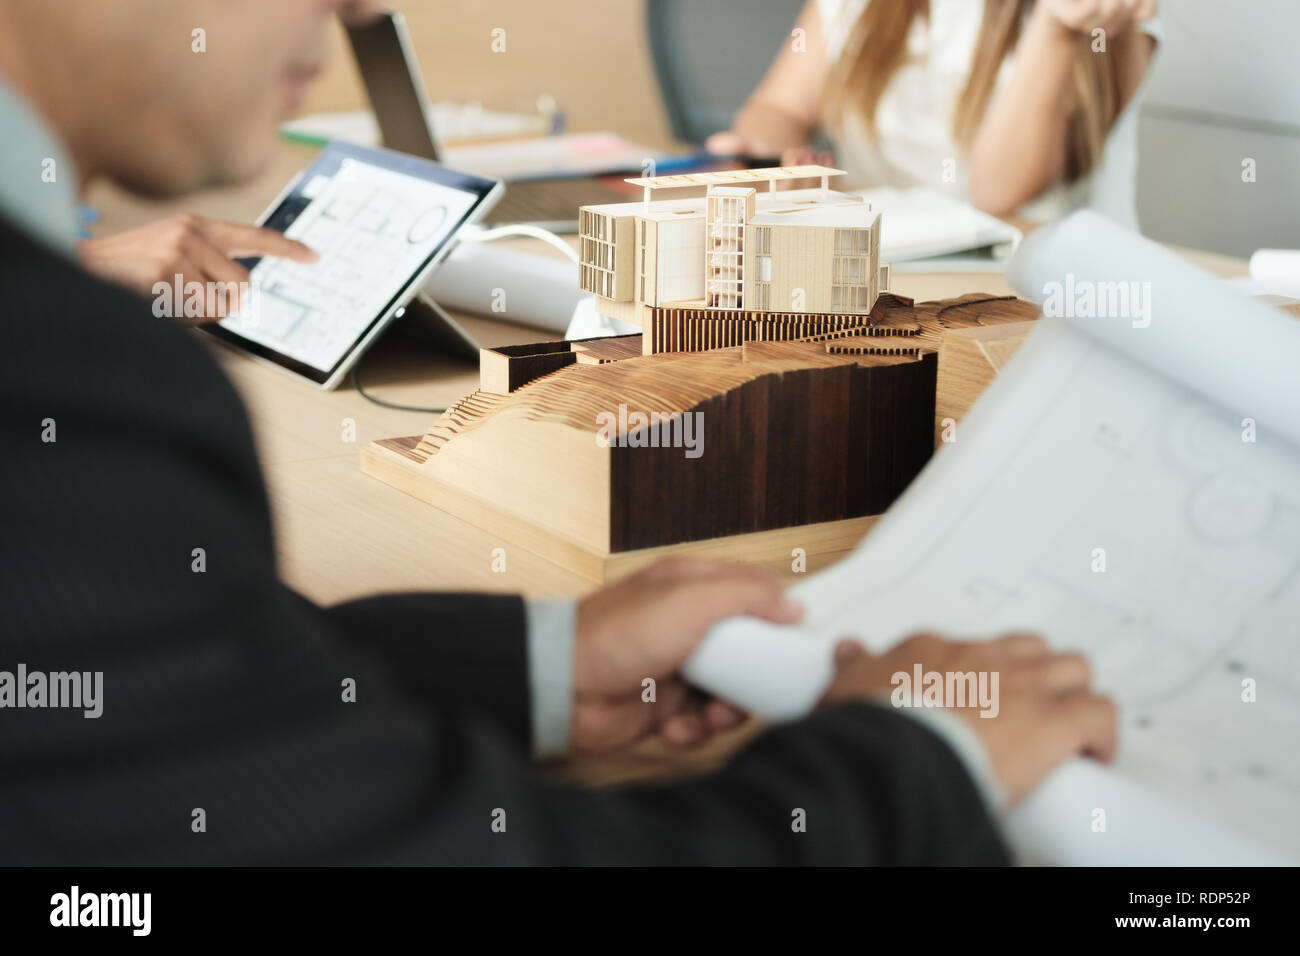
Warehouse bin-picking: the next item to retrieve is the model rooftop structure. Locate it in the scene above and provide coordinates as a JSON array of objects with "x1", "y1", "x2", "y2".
[{"x1": 622, "y1": 163, "x2": 848, "y2": 199}]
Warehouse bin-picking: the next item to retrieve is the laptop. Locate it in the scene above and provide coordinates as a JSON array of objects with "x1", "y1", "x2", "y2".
[{"x1": 346, "y1": 11, "x2": 635, "y2": 232}]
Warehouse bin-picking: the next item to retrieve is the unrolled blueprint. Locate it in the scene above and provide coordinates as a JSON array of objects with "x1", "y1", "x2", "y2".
[{"x1": 685, "y1": 212, "x2": 1300, "y2": 864}]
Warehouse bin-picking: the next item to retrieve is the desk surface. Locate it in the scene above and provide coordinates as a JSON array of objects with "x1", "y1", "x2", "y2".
[{"x1": 87, "y1": 142, "x2": 1249, "y2": 783}]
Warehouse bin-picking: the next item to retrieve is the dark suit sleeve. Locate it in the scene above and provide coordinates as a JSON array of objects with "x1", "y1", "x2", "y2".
[
  {"x1": 0, "y1": 223, "x2": 1008, "y2": 865},
  {"x1": 319, "y1": 592, "x2": 532, "y2": 749}
]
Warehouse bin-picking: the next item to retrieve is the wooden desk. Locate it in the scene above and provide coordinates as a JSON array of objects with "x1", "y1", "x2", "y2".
[
  {"x1": 213, "y1": 242, "x2": 1244, "y2": 608},
  {"x1": 88, "y1": 143, "x2": 1249, "y2": 784}
]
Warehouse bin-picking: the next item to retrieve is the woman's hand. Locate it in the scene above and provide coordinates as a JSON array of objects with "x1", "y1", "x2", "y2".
[{"x1": 1039, "y1": 0, "x2": 1158, "y2": 36}]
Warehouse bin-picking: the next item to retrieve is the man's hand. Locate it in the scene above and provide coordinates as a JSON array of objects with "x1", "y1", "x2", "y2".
[
  {"x1": 80, "y1": 214, "x2": 317, "y2": 322},
  {"x1": 572, "y1": 557, "x2": 803, "y2": 755},
  {"x1": 822, "y1": 633, "x2": 1116, "y2": 806}
]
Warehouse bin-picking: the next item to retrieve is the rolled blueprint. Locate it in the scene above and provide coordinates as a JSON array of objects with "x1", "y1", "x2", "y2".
[
  {"x1": 424, "y1": 239, "x2": 582, "y2": 333},
  {"x1": 1249, "y1": 248, "x2": 1300, "y2": 283},
  {"x1": 1006, "y1": 211, "x2": 1300, "y2": 446}
]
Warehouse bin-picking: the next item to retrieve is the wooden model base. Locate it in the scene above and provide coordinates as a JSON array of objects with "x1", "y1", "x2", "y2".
[
  {"x1": 361, "y1": 293, "x2": 1041, "y2": 582},
  {"x1": 361, "y1": 437, "x2": 876, "y2": 583}
]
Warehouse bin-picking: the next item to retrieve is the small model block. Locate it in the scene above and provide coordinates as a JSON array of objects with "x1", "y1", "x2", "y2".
[
  {"x1": 479, "y1": 340, "x2": 577, "y2": 395},
  {"x1": 934, "y1": 321, "x2": 1036, "y2": 443}
]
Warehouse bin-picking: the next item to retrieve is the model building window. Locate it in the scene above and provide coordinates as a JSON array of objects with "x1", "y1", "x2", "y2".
[
  {"x1": 833, "y1": 256, "x2": 867, "y2": 285},
  {"x1": 830, "y1": 283, "x2": 873, "y2": 312},
  {"x1": 757, "y1": 255, "x2": 772, "y2": 282},
  {"x1": 582, "y1": 265, "x2": 613, "y2": 298},
  {"x1": 834, "y1": 228, "x2": 871, "y2": 256}
]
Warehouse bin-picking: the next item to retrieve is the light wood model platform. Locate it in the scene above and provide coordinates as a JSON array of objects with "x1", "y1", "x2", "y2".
[{"x1": 363, "y1": 293, "x2": 1041, "y2": 582}]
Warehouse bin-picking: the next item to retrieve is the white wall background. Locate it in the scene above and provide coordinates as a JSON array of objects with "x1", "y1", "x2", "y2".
[{"x1": 1137, "y1": 0, "x2": 1300, "y2": 256}]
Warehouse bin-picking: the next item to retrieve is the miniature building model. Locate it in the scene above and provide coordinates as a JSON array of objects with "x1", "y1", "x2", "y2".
[
  {"x1": 577, "y1": 166, "x2": 885, "y2": 353},
  {"x1": 361, "y1": 168, "x2": 1043, "y2": 582}
]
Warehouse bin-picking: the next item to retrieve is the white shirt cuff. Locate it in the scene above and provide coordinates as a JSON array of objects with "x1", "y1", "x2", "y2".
[
  {"x1": 872, "y1": 699, "x2": 1007, "y2": 810},
  {"x1": 524, "y1": 598, "x2": 576, "y2": 759}
]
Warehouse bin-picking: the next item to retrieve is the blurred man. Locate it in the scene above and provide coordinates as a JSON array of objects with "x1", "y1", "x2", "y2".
[{"x1": 0, "y1": 0, "x2": 1113, "y2": 864}]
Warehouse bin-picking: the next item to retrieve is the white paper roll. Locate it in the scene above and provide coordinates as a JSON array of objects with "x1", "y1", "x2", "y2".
[
  {"x1": 1007, "y1": 211, "x2": 1300, "y2": 447},
  {"x1": 424, "y1": 240, "x2": 582, "y2": 333},
  {"x1": 1249, "y1": 248, "x2": 1300, "y2": 282}
]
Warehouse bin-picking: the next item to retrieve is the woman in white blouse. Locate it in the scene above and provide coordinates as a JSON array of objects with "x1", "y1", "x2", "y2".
[{"x1": 708, "y1": 0, "x2": 1160, "y2": 228}]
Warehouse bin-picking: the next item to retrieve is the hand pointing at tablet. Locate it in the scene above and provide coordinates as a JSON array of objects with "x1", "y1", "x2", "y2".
[{"x1": 81, "y1": 214, "x2": 319, "y2": 322}]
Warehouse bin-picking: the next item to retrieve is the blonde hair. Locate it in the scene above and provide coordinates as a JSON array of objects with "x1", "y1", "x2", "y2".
[{"x1": 824, "y1": 0, "x2": 1120, "y2": 181}]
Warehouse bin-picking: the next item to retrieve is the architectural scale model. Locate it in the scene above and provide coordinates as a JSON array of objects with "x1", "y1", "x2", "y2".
[
  {"x1": 362, "y1": 167, "x2": 1041, "y2": 581},
  {"x1": 579, "y1": 165, "x2": 888, "y2": 352}
]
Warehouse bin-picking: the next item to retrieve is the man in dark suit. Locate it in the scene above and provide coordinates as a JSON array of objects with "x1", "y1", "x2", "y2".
[{"x1": 0, "y1": 0, "x2": 1114, "y2": 864}]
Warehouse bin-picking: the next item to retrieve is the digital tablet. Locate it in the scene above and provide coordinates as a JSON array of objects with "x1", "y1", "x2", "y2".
[{"x1": 202, "y1": 140, "x2": 502, "y2": 388}]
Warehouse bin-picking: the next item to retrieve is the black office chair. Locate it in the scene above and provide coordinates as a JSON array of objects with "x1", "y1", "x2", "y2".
[{"x1": 644, "y1": 0, "x2": 805, "y2": 145}]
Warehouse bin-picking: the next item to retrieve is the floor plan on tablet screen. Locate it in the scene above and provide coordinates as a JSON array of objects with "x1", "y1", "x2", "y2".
[{"x1": 220, "y1": 156, "x2": 476, "y2": 372}]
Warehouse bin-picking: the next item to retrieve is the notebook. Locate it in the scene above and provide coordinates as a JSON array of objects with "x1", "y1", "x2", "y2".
[{"x1": 854, "y1": 186, "x2": 1022, "y2": 273}]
